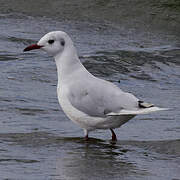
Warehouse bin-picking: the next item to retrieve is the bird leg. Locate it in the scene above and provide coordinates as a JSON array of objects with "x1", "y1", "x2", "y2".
[
  {"x1": 110, "y1": 128, "x2": 117, "y2": 141},
  {"x1": 84, "y1": 129, "x2": 89, "y2": 141},
  {"x1": 85, "y1": 134, "x2": 89, "y2": 141}
]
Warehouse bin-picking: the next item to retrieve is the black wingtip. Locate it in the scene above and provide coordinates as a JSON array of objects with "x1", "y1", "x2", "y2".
[{"x1": 138, "y1": 101, "x2": 154, "y2": 108}]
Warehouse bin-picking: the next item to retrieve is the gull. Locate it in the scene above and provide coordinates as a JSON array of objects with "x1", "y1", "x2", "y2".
[{"x1": 24, "y1": 31, "x2": 167, "y2": 141}]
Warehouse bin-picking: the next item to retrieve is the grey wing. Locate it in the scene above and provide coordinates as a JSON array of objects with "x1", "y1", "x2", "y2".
[{"x1": 67, "y1": 78, "x2": 139, "y2": 117}]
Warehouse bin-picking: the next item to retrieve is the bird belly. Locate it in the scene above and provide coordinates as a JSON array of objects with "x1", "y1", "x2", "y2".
[{"x1": 58, "y1": 89, "x2": 134, "y2": 130}]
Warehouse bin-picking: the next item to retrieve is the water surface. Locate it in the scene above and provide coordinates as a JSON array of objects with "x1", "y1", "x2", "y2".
[{"x1": 0, "y1": 1, "x2": 180, "y2": 179}]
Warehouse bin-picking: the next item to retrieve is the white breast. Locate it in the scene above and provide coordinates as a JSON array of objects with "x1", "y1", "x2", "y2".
[{"x1": 57, "y1": 85, "x2": 96, "y2": 130}]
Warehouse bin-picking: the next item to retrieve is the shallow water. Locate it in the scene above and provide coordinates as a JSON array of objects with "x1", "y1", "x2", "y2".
[{"x1": 0, "y1": 2, "x2": 180, "y2": 179}]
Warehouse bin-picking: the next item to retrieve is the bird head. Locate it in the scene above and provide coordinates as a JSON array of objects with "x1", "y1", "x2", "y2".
[{"x1": 24, "y1": 31, "x2": 69, "y2": 57}]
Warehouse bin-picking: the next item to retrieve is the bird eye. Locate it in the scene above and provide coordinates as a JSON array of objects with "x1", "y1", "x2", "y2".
[
  {"x1": 61, "y1": 39, "x2": 65, "y2": 46},
  {"x1": 48, "y1": 39, "x2": 54, "y2": 44}
]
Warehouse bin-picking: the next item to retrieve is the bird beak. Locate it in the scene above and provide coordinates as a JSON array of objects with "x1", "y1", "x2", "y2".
[{"x1": 23, "y1": 44, "x2": 43, "y2": 52}]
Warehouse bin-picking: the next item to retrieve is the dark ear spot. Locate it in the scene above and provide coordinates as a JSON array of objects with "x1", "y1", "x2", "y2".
[{"x1": 61, "y1": 39, "x2": 65, "y2": 46}]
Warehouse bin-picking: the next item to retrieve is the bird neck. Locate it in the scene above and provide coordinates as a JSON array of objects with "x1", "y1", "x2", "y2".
[{"x1": 54, "y1": 44, "x2": 83, "y2": 84}]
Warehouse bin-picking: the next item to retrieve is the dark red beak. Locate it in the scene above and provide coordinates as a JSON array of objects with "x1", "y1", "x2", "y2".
[{"x1": 23, "y1": 44, "x2": 43, "y2": 52}]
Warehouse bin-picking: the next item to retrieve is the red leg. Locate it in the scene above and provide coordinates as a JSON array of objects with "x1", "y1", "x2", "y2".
[
  {"x1": 85, "y1": 134, "x2": 89, "y2": 141},
  {"x1": 110, "y1": 128, "x2": 117, "y2": 141}
]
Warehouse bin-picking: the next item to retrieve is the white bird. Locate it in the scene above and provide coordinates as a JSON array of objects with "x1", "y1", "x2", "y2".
[{"x1": 24, "y1": 31, "x2": 167, "y2": 141}]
